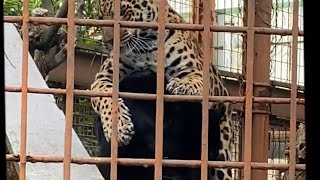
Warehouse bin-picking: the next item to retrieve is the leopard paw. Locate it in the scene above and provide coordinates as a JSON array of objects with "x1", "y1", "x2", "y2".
[
  {"x1": 101, "y1": 99, "x2": 134, "y2": 146},
  {"x1": 166, "y1": 77, "x2": 203, "y2": 96}
]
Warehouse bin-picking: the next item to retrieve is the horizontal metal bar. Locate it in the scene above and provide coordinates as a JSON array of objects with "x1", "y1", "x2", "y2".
[
  {"x1": 6, "y1": 154, "x2": 305, "y2": 171},
  {"x1": 5, "y1": 86, "x2": 305, "y2": 104},
  {"x1": 3, "y1": 16, "x2": 304, "y2": 36}
]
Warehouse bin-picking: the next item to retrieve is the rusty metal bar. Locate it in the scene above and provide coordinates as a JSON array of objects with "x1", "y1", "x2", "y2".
[
  {"x1": 19, "y1": 0, "x2": 30, "y2": 179},
  {"x1": 4, "y1": 86, "x2": 305, "y2": 104},
  {"x1": 5, "y1": 1, "x2": 304, "y2": 179},
  {"x1": 243, "y1": 0, "x2": 255, "y2": 179},
  {"x1": 63, "y1": 0, "x2": 76, "y2": 179},
  {"x1": 200, "y1": 0, "x2": 212, "y2": 179},
  {"x1": 251, "y1": 0, "x2": 272, "y2": 179},
  {"x1": 253, "y1": 27, "x2": 302, "y2": 36},
  {"x1": 154, "y1": 0, "x2": 166, "y2": 179},
  {"x1": 6, "y1": 154, "x2": 306, "y2": 170},
  {"x1": 211, "y1": 0, "x2": 217, "y2": 68},
  {"x1": 3, "y1": 16, "x2": 23, "y2": 22},
  {"x1": 192, "y1": 0, "x2": 200, "y2": 40},
  {"x1": 289, "y1": 0, "x2": 299, "y2": 179},
  {"x1": 3, "y1": 16, "x2": 304, "y2": 36},
  {"x1": 110, "y1": 0, "x2": 121, "y2": 179}
]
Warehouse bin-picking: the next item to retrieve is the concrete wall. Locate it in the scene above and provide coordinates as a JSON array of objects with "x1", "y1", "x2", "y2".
[{"x1": 5, "y1": 23, "x2": 104, "y2": 180}]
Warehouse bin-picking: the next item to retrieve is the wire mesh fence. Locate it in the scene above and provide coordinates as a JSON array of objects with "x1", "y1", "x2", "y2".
[
  {"x1": 53, "y1": 88, "x2": 99, "y2": 157},
  {"x1": 268, "y1": 121, "x2": 291, "y2": 180},
  {"x1": 52, "y1": 96, "x2": 304, "y2": 180},
  {"x1": 270, "y1": 0, "x2": 304, "y2": 87},
  {"x1": 267, "y1": 121, "x2": 305, "y2": 180}
]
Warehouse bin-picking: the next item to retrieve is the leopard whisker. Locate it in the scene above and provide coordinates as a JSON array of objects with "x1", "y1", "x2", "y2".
[
  {"x1": 137, "y1": 35, "x2": 155, "y2": 41},
  {"x1": 130, "y1": 38, "x2": 142, "y2": 54},
  {"x1": 126, "y1": 42, "x2": 134, "y2": 55},
  {"x1": 133, "y1": 36, "x2": 152, "y2": 50},
  {"x1": 129, "y1": 42, "x2": 138, "y2": 55},
  {"x1": 131, "y1": 38, "x2": 145, "y2": 53},
  {"x1": 132, "y1": 37, "x2": 148, "y2": 53}
]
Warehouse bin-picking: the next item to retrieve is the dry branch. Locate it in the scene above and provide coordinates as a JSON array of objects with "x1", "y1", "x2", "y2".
[{"x1": 29, "y1": 0, "x2": 67, "y2": 51}]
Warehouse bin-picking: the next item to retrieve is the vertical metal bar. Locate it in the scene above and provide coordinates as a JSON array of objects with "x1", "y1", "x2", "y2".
[
  {"x1": 63, "y1": 0, "x2": 75, "y2": 178},
  {"x1": 251, "y1": 0, "x2": 271, "y2": 179},
  {"x1": 211, "y1": 0, "x2": 216, "y2": 66},
  {"x1": 289, "y1": 0, "x2": 299, "y2": 179},
  {"x1": 198, "y1": 0, "x2": 213, "y2": 49},
  {"x1": 243, "y1": 0, "x2": 255, "y2": 179},
  {"x1": 192, "y1": 0, "x2": 200, "y2": 40},
  {"x1": 20, "y1": 0, "x2": 30, "y2": 179},
  {"x1": 111, "y1": 0, "x2": 121, "y2": 178},
  {"x1": 154, "y1": 0, "x2": 166, "y2": 179},
  {"x1": 200, "y1": 0, "x2": 211, "y2": 179}
]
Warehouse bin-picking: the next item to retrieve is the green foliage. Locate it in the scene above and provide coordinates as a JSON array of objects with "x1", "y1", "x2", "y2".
[
  {"x1": 53, "y1": 0, "x2": 63, "y2": 12},
  {"x1": 4, "y1": 0, "x2": 102, "y2": 48},
  {"x1": 4, "y1": 0, "x2": 23, "y2": 16},
  {"x1": 76, "y1": 0, "x2": 102, "y2": 43},
  {"x1": 3, "y1": 0, "x2": 43, "y2": 16},
  {"x1": 82, "y1": 0, "x2": 98, "y2": 20},
  {"x1": 3, "y1": 0, "x2": 98, "y2": 19}
]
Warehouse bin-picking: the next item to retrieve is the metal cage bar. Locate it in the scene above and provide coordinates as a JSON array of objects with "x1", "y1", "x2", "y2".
[
  {"x1": 243, "y1": 0, "x2": 255, "y2": 178},
  {"x1": 288, "y1": 0, "x2": 299, "y2": 179},
  {"x1": 6, "y1": 154, "x2": 306, "y2": 170},
  {"x1": 5, "y1": 0, "x2": 305, "y2": 179},
  {"x1": 154, "y1": 0, "x2": 167, "y2": 179},
  {"x1": 4, "y1": 16, "x2": 304, "y2": 35},
  {"x1": 4, "y1": 86, "x2": 305, "y2": 104},
  {"x1": 19, "y1": 0, "x2": 30, "y2": 178},
  {"x1": 63, "y1": 0, "x2": 76, "y2": 179},
  {"x1": 200, "y1": 0, "x2": 212, "y2": 179},
  {"x1": 110, "y1": 0, "x2": 121, "y2": 179}
]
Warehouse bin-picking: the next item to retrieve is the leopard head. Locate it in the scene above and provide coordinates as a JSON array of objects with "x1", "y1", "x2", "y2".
[{"x1": 98, "y1": 0, "x2": 162, "y2": 50}]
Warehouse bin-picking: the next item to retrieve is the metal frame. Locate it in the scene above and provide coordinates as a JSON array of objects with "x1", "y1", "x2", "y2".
[{"x1": 4, "y1": 0, "x2": 304, "y2": 179}]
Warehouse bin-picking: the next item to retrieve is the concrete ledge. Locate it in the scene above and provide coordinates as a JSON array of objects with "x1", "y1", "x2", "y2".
[{"x1": 5, "y1": 23, "x2": 104, "y2": 180}]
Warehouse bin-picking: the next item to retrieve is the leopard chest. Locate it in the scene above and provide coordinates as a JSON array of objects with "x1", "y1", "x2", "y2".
[
  {"x1": 119, "y1": 46, "x2": 171, "y2": 69},
  {"x1": 118, "y1": 39, "x2": 188, "y2": 80}
]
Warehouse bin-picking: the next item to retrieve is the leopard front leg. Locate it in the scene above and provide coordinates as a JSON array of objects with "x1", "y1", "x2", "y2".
[
  {"x1": 212, "y1": 106, "x2": 234, "y2": 180},
  {"x1": 91, "y1": 57, "x2": 137, "y2": 146}
]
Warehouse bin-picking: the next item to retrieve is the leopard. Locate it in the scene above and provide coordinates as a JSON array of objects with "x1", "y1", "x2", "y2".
[
  {"x1": 282, "y1": 123, "x2": 306, "y2": 180},
  {"x1": 91, "y1": 0, "x2": 234, "y2": 179}
]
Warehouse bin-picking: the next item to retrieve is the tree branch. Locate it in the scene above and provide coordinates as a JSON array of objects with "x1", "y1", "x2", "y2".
[
  {"x1": 46, "y1": 45, "x2": 67, "y2": 71},
  {"x1": 75, "y1": 0, "x2": 85, "y2": 42},
  {"x1": 41, "y1": 0, "x2": 54, "y2": 16},
  {"x1": 29, "y1": 0, "x2": 84, "y2": 79},
  {"x1": 30, "y1": 0, "x2": 68, "y2": 51},
  {"x1": 77, "y1": 0, "x2": 85, "y2": 19}
]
